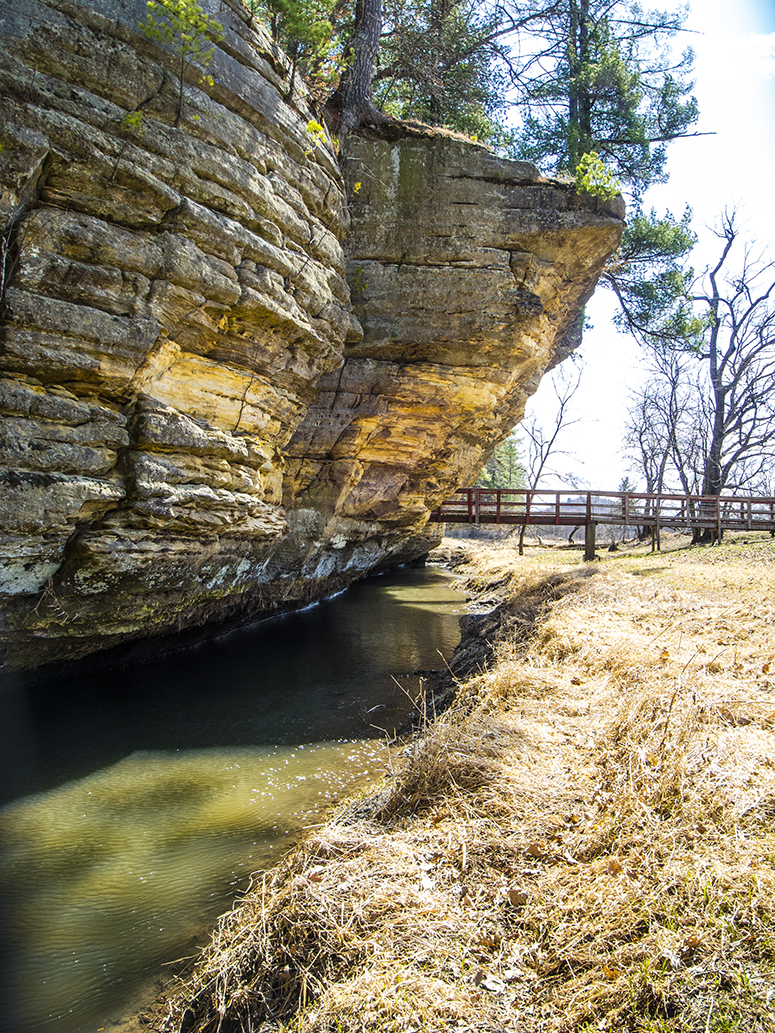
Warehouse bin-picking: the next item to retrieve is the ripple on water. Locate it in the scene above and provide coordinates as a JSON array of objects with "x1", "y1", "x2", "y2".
[{"x1": 0, "y1": 741, "x2": 384, "y2": 1033}]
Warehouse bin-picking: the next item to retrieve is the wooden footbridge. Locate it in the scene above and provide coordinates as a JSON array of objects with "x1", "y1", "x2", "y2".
[{"x1": 429, "y1": 489, "x2": 775, "y2": 559}]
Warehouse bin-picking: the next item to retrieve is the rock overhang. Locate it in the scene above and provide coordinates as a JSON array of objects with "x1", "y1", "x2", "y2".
[{"x1": 0, "y1": 0, "x2": 624, "y2": 672}]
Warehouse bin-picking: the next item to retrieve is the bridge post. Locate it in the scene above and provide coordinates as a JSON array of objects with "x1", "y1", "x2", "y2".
[{"x1": 584, "y1": 522, "x2": 597, "y2": 562}]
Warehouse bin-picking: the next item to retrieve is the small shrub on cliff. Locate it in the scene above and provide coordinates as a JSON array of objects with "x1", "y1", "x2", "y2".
[
  {"x1": 141, "y1": 0, "x2": 223, "y2": 126},
  {"x1": 304, "y1": 117, "x2": 327, "y2": 155},
  {"x1": 574, "y1": 151, "x2": 621, "y2": 200},
  {"x1": 121, "y1": 110, "x2": 146, "y2": 135}
]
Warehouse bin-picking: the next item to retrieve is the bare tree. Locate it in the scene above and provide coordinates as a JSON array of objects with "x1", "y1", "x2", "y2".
[
  {"x1": 625, "y1": 351, "x2": 707, "y2": 544},
  {"x1": 624, "y1": 211, "x2": 775, "y2": 541},
  {"x1": 695, "y1": 213, "x2": 775, "y2": 501},
  {"x1": 625, "y1": 350, "x2": 707, "y2": 493},
  {"x1": 515, "y1": 361, "x2": 584, "y2": 555}
]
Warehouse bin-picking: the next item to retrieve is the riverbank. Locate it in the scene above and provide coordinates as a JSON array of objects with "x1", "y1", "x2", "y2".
[{"x1": 147, "y1": 532, "x2": 775, "y2": 1032}]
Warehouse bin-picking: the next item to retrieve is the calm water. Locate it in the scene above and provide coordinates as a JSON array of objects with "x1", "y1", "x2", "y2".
[{"x1": 0, "y1": 566, "x2": 464, "y2": 1033}]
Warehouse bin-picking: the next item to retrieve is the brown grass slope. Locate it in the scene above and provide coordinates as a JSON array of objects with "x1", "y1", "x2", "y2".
[{"x1": 157, "y1": 534, "x2": 775, "y2": 1033}]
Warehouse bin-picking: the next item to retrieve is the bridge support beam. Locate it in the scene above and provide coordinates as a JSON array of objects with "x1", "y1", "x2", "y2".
[{"x1": 584, "y1": 522, "x2": 597, "y2": 562}]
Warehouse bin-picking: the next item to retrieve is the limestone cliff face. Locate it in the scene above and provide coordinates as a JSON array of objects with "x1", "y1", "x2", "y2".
[
  {"x1": 288, "y1": 129, "x2": 623, "y2": 529},
  {"x1": 0, "y1": 0, "x2": 624, "y2": 672}
]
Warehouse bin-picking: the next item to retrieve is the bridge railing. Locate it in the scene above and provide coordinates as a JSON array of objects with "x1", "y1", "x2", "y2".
[{"x1": 430, "y1": 489, "x2": 775, "y2": 531}]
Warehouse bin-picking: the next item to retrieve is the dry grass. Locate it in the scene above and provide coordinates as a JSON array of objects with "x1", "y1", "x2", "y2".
[{"x1": 154, "y1": 533, "x2": 775, "y2": 1033}]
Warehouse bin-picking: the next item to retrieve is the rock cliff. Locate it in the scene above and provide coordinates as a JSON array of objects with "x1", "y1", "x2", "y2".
[{"x1": 0, "y1": 0, "x2": 624, "y2": 672}]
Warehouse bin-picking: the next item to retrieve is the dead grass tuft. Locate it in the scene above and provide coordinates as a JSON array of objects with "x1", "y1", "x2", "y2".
[{"x1": 372, "y1": 708, "x2": 516, "y2": 821}]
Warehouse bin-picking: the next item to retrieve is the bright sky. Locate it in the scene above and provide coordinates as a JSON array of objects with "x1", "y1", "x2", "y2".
[{"x1": 523, "y1": 0, "x2": 775, "y2": 490}]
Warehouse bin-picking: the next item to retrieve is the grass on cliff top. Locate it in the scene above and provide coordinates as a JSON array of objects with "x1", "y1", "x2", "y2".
[{"x1": 155, "y1": 531, "x2": 775, "y2": 1033}]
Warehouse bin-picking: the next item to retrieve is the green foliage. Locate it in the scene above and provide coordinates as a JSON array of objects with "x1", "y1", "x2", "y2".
[
  {"x1": 507, "y1": 1, "x2": 698, "y2": 201},
  {"x1": 240, "y1": 0, "x2": 697, "y2": 171},
  {"x1": 306, "y1": 118, "x2": 327, "y2": 144},
  {"x1": 373, "y1": 0, "x2": 509, "y2": 144},
  {"x1": 351, "y1": 265, "x2": 368, "y2": 294},
  {"x1": 243, "y1": 0, "x2": 338, "y2": 96},
  {"x1": 476, "y1": 433, "x2": 526, "y2": 489},
  {"x1": 575, "y1": 151, "x2": 620, "y2": 198},
  {"x1": 142, "y1": 0, "x2": 223, "y2": 65},
  {"x1": 491, "y1": 3, "x2": 700, "y2": 355},
  {"x1": 304, "y1": 117, "x2": 333, "y2": 157},
  {"x1": 141, "y1": 0, "x2": 223, "y2": 124},
  {"x1": 231, "y1": 0, "x2": 698, "y2": 170},
  {"x1": 603, "y1": 206, "x2": 704, "y2": 350},
  {"x1": 535, "y1": 3, "x2": 699, "y2": 353},
  {"x1": 121, "y1": 110, "x2": 146, "y2": 135}
]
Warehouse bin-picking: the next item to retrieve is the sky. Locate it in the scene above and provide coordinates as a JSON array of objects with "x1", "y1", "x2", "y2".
[{"x1": 522, "y1": 0, "x2": 775, "y2": 491}]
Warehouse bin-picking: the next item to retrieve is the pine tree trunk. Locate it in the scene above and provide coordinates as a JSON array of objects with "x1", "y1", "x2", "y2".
[
  {"x1": 567, "y1": 1, "x2": 580, "y2": 169},
  {"x1": 328, "y1": 0, "x2": 390, "y2": 132}
]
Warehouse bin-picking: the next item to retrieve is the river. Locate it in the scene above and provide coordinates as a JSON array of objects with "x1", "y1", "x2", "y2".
[{"x1": 0, "y1": 565, "x2": 464, "y2": 1033}]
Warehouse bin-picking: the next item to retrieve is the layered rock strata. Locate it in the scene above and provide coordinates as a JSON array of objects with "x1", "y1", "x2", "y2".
[
  {"x1": 288, "y1": 128, "x2": 623, "y2": 528},
  {"x1": 0, "y1": 0, "x2": 624, "y2": 672}
]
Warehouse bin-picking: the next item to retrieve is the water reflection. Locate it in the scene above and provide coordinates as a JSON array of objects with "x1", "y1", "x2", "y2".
[
  {"x1": 2, "y1": 568, "x2": 463, "y2": 803},
  {"x1": 0, "y1": 567, "x2": 463, "y2": 1033}
]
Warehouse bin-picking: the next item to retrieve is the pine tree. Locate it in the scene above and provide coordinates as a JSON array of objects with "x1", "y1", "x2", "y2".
[{"x1": 141, "y1": 0, "x2": 223, "y2": 126}]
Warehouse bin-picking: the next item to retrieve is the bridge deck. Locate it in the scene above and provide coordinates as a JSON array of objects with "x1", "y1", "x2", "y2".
[{"x1": 429, "y1": 490, "x2": 775, "y2": 532}]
